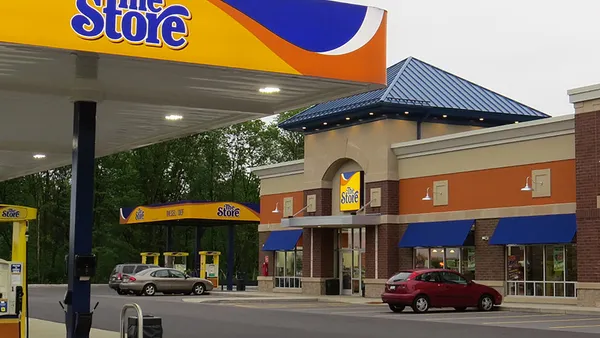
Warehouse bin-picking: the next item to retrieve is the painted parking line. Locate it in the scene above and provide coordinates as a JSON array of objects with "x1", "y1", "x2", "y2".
[
  {"x1": 231, "y1": 302, "x2": 350, "y2": 309},
  {"x1": 550, "y1": 324, "x2": 600, "y2": 329},
  {"x1": 483, "y1": 317, "x2": 600, "y2": 325},
  {"x1": 428, "y1": 314, "x2": 563, "y2": 321}
]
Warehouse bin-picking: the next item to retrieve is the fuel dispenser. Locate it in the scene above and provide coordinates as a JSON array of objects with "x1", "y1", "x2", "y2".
[
  {"x1": 163, "y1": 252, "x2": 188, "y2": 272},
  {"x1": 0, "y1": 204, "x2": 37, "y2": 338},
  {"x1": 0, "y1": 259, "x2": 24, "y2": 338},
  {"x1": 140, "y1": 252, "x2": 160, "y2": 265},
  {"x1": 199, "y1": 251, "x2": 220, "y2": 287}
]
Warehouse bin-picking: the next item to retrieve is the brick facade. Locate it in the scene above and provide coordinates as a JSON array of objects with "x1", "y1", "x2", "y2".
[
  {"x1": 258, "y1": 231, "x2": 274, "y2": 276},
  {"x1": 376, "y1": 224, "x2": 401, "y2": 279},
  {"x1": 311, "y1": 228, "x2": 335, "y2": 278},
  {"x1": 575, "y1": 110, "x2": 600, "y2": 283},
  {"x1": 303, "y1": 188, "x2": 332, "y2": 216},
  {"x1": 365, "y1": 181, "x2": 400, "y2": 215},
  {"x1": 474, "y1": 219, "x2": 504, "y2": 281}
]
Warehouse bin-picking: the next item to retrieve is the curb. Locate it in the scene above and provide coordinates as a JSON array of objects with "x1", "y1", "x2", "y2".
[{"x1": 499, "y1": 305, "x2": 600, "y2": 316}]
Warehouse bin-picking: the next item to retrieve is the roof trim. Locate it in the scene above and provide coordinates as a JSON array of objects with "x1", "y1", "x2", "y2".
[
  {"x1": 250, "y1": 159, "x2": 305, "y2": 179},
  {"x1": 568, "y1": 83, "x2": 600, "y2": 104},
  {"x1": 392, "y1": 114, "x2": 573, "y2": 159},
  {"x1": 380, "y1": 56, "x2": 412, "y2": 102}
]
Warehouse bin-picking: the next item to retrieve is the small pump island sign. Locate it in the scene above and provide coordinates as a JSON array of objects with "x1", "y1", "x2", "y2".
[{"x1": 71, "y1": 0, "x2": 192, "y2": 50}]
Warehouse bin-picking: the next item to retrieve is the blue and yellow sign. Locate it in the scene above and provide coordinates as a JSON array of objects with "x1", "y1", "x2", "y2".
[
  {"x1": 0, "y1": 205, "x2": 37, "y2": 222},
  {"x1": 120, "y1": 201, "x2": 260, "y2": 224},
  {"x1": 339, "y1": 171, "x2": 364, "y2": 212},
  {"x1": 0, "y1": 0, "x2": 387, "y2": 85}
]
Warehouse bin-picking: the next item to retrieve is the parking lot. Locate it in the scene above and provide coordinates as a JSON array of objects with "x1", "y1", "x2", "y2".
[
  {"x1": 28, "y1": 286, "x2": 600, "y2": 337},
  {"x1": 219, "y1": 301, "x2": 600, "y2": 334}
]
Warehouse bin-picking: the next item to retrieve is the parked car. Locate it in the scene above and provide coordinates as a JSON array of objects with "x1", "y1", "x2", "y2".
[
  {"x1": 118, "y1": 267, "x2": 214, "y2": 296},
  {"x1": 108, "y1": 264, "x2": 159, "y2": 295},
  {"x1": 381, "y1": 269, "x2": 502, "y2": 313}
]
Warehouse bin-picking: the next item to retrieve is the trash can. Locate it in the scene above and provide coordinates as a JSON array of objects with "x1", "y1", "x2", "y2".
[
  {"x1": 236, "y1": 272, "x2": 246, "y2": 291},
  {"x1": 127, "y1": 315, "x2": 163, "y2": 338},
  {"x1": 325, "y1": 279, "x2": 339, "y2": 295}
]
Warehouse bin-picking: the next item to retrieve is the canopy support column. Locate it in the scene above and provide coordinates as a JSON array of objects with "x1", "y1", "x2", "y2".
[
  {"x1": 227, "y1": 225, "x2": 234, "y2": 291},
  {"x1": 194, "y1": 226, "x2": 204, "y2": 276},
  {"x1": 67, "y1": 53, "x2": 101, "y2": 338}
]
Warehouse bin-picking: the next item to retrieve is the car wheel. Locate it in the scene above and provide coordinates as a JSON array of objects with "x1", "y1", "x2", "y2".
[
  {"x1": 117, "y1": 289, "x2": 127, "y2": 295},
  {"x1": 388, "y1": 304, "x2": 405, "y2": 313},
  {"x1": 478, "y1": 294, "x2": 494, "y2": 311},
  {"x1": 143, "y1": 284, "x2": 156, "y2": 296},
  {"x1": 454, "y1": 307, "x2": 467, "y2": 312},
  {"x1": 193, "y1": 283, "x2": 205, "y2": 295},
  {"x1": 412, "y1": 295, "x2": 430, "y2": 313}
]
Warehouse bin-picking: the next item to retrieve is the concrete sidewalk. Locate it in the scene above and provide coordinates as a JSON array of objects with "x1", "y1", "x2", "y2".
[{"x1": 29, "y1": 318, "x2": 118, "y2": 338}]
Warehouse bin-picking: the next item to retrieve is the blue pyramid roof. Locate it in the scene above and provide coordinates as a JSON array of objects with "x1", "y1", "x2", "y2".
[{"x1": 279, "y1": 57, "x2": 549, "y2": 131}]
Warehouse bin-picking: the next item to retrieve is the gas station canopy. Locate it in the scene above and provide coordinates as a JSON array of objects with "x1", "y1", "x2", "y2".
[{"x1": 0, "y1": 0, "x2": 387, "y2": 181}]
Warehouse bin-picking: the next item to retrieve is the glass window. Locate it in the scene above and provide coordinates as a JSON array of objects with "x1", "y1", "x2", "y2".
[
  {"x1": 417, "y1": 272, "x2": 441, "y2": 282},
  {"x1": 414, "y1": 248, "x2": 429, "y2": 268},
  {"x1": 440, "y1": 271, "x2": 468, "y2": 285},
  {"x1": 295, "y1": 249, "x2": 303, "y2": 277},
  {"x1": 507, "y1": 246, "x2": 525, "y2": 281},
  {"x1": 461, "y1": 247, "x2": 475, "y2": 280},
  {"x1": 134, "y1": 265, "x2": 148, "y2": 273},
  {"x1": 445, "y1": 248, "x2": 460, "y2": 272},
  {"x1": 153, "y1": 269, "x2": 169, "y2": 278},
  {"x1": 170, "y1": 270, "x2": 186, "y2": 278},
  {"x1": 275, "y1": 251, "x2": 286, "y2": 277},
  {"x1": 430, "y1": 248, "x2": 444, "y2": 268},
  {"x1": 387, "y1": 272, "x2": 413, "y2": 283},
  {"x1": 122, "y1": 265, "x2": 135, "y2": 274},
  {"x1": 285, "y1": 252, "x2": 295, "y2": 276}
]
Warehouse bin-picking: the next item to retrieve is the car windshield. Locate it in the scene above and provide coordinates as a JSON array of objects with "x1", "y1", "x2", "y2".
[{"x1": 387, "y1": 272, "x2": 412, "y2": 283}]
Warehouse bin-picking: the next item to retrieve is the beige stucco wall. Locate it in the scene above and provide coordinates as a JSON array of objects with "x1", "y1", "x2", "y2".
[
  {"x1": 260, "y1": 173, "x2": 305, "y2": 196},
  {"x1": 420, "y1": 122, "x2": 482, "y2": 139},
  {"x1": 303, "y1": 119, "x2": 417, "y2": 189},
  {"x1": 398, "y1": 134, "x2": 574, "y2": 179}
]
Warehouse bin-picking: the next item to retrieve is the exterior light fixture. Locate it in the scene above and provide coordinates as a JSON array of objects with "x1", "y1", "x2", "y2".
[
  {"x1": 521, "y1": 176, "x2": 542, "y2": 192},
  {"x1": 369, "y1": 112, "x2": 374, "y2": 116},
  {"x1": 404, "y1": 111, "x2": 409, "y2": 115},
  {"x1": 422, "y1": 187, "x2": 432, "y2": 201},
  {"x1": 259, "y1": 87, "x2": 280, "y2": 94},
  {"x1": 479, "y1": 118, "x2": 484, "y2": 121},
  {"x1": 165, "y1": 114, "x2": 183, "y2": 121},
  {"x1": 33, "y1": 154, "x2": 46, "y2": 159},
  {"x1": 302, "y1": 126, "x2": 306, "y2": 130},
  {"x1": 272, "y1": 203, "x2": 280, "y2": 214},
  {"x1": 515, "y1": 121, "x2": 519, "y2": 124},
  {"x1": 442, "y1": 115, "x2": 448, "y2": 118},
  {"x1": 323, "y1": 122, "x2": 328, "y2": 126},
  {"x1": 345, "y1": 117, "x2": 350, "y2": 121}
]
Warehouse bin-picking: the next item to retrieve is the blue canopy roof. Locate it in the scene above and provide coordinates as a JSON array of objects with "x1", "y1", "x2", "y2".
[
  {"x1": 489, "y1": 214, "x2": 577, "y2": 245},
  {"x1": 279, "y1": 57, "x2": 549, "y2": 131}
]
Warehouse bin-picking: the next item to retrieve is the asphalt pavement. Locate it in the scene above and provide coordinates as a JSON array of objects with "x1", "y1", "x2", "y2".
[{"x1": 29, "y1": 286, "x2": 600, "y2": 338}]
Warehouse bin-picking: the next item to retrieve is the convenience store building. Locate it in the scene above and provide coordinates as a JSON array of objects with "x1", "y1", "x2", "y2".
[{"x1": 252, "y1": 57, "x2": 600, "y2": 307}]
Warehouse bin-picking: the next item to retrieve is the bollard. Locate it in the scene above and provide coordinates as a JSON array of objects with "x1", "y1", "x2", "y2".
[{"x1": 127, "y1": 315, "x2": 163, "y2": 338}]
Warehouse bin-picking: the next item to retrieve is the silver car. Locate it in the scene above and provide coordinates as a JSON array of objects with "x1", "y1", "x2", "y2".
[{"x1": 119, "y1": 267, "x2": 214, "y2": 296}]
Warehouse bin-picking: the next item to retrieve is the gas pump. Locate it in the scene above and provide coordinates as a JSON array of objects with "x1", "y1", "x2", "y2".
[
  {"x1": 163, "y1": 252, "x2": 188, "y2": 272},
  {"x1": 140, "y1": 252, "x2": 160, "y2": 265},
  {"x1": 199, "y1": 251, "x2": 220, "y2": 287},
  {"x1": 0, "y1": 204, "x2": 37, "y2": 338}
]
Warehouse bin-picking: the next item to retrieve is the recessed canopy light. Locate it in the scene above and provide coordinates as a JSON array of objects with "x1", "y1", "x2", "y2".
[
  {"x1": 515, "y1": 121, "x2": 519, "y2": 124},
  {"x1": 259, "y1": 87, "x2": 280, "y2": 94},
  {"x1": 345, "y1": 117, "x2": 350, "y2": 121},
  {"x1": 404, "y1": 111, "x2": 409, "y2": 115},
  {"x1": 165, "y1": 114, "x2": 183, "y2": 121},
  {"x1": 479, "y1": 118, "x2": 484, "y2": 121},
  {"x1": 33, "y1": 154, "x2": 46, "y2": 159},
  {"x1": 442, "y1": 115, "x2": 448, "y2": 118},
  {"x1": 369, "y1": 112, "x2": 374, "y2": 116},
  {"x1": 302, "y1": 126, "x2": 306, "y2": 130}
]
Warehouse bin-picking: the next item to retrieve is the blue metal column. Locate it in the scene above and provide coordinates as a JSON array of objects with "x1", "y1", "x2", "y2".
[
  {"x1": 66, "y1": 100, "x2": 97, "y2": 338},
  {"x1": 227, "y1": 225, "x2": 234, "y2": 291}
]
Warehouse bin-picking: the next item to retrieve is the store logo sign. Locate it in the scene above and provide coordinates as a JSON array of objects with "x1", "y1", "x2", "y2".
[
  {"x1": 1, "y1": 208, "x2": 21, "y2": 218},
  {"x1": 339, "y1": 171, "x2": 363, "y2": 212},
  {"x1": 135, "y1": 208, "x2": 145, "y2": 220},
  {"x1": 71, "y1": 0, "x2": 192, "y2": 50},
  {"x1": 217, "y1": 204, "x2": 240, "y2": 218}
]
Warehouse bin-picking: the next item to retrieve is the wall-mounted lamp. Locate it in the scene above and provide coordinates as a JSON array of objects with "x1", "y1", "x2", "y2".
[
  {"x1": 481, "y1": 236, "x2": 489, "y2": 241},
  {"x1": 422, "y1": 187, "x2": 441, "y2": 201},
  {"x1": 272, "y1": 203, "x2": 280, "y2": 214},
  {"x1": 521, "y1": 176, "x2": 542, "y2": 192}
]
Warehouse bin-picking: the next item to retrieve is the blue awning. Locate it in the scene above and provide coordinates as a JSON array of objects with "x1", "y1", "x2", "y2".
[
  {"x1": 262, "y1": 230, "x2": 303, "y2": 251},
  {"x1": 398, "y1": 220, "x2": 475, "y2": 248},
  {"x1": 489, "y1": 214, "x2": 576, "y2": 245}
]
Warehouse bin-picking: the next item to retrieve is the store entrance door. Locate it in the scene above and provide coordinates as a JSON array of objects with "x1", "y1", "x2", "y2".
[{"x1": 336, "y1": 228, "x2": 365, "y2": 296}]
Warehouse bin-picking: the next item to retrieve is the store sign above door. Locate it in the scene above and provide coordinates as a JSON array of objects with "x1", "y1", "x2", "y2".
[{"x1": 339, "y1": 171, "x2": 364, "y2": 212}]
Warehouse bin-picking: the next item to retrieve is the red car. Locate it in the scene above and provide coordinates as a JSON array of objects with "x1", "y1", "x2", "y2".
[{"x1": 381, "y1": 269, "x2": 502, "y2": 313}]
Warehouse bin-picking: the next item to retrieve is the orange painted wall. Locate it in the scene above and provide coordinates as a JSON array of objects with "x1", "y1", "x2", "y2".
[
  {"x1": 399, "y1": 160, "x2": 575, "y2": 215},
  {"x1": 260, "y1": 191, "x2": 305, "y2": 224}
]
